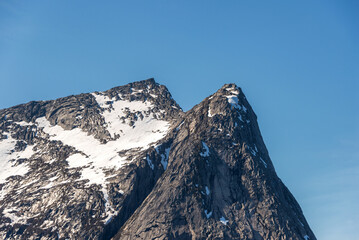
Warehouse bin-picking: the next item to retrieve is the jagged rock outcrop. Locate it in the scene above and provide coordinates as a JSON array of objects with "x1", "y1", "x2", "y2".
[{"x1": 0, "y1": 79, "x2": 316, "y2": 240}]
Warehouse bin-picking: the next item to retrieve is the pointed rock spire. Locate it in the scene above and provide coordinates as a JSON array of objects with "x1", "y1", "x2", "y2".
[{"x1": 115, "y1": 84, "x2": 316, "y2": 240}]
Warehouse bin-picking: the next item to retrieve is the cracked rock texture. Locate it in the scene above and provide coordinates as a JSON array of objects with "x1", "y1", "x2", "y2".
[{"x1": 0, "y1": 78, "x2": 316, "y2": 240}]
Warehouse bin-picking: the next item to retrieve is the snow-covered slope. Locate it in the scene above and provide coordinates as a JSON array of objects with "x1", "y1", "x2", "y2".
[{"x1": 0, "y1": 79, "x2": 182, "y2": 239}]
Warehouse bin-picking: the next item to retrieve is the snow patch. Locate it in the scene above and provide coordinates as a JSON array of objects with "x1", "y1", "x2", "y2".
[
  {"x1": 205, "y1": 186, "x2": 210, "y2": 195},
  {"x1": 239, "y1": 115, "x2": 244, "y2": 122},
  {"x1": 242, "y1": 105, "x2": 247, "y2": 112},
  {"x1": 36, "y1": 114, "x2": 168, "y2": 185},
  {"x1": 200, "y1": 142, "x2": 210, "y2": 157},
  {"x1": 92, "y1": 93, "x2": 169, "y2": 140},
  {"x1": 15, "y1": 121, "x2": 33, "y2": 126},
  {"x1": 17, "y1": 179, "x2": 39, "y2": 191},
  {"x1": 131, "y1": 88, "x2": 143, "y2": 94},
  {"x1": 260, "y1": 157, "x2": 268, "y2": 168},
  {"x1": 0, "y1": 135, "x2": 33, "y2": 184},
  {"x1": 2, "y1": 208, "x2": 27, "y2": 225},
  {"x1": 304, "y1": 235, "x2": 310, "y2": 240},
  {"x1": 226, "y1": 95, "x2": 241, "y2": 110},
  {"x1": 225, "y1": 87, "x2": 239, "y2": 95},
  {"x1": 249, "y1": 147, "x2": 257, "y2": 156},
  {"x1": 146, "y1": 156, "x2": 154, "y2": 170},
  {"x1": 41, "y1": 180, "x2": 70, "y2": 189},
  {"x1": 104, "y1": 216, "x2": 113, "y2": 225},
  {"x1": 204, "y1": 210, "x2": 212, "y2": 218},
  {"x1": 208, "y1": 107, "x2": 213, "y2": 117},
  {"x1": 160, "y1": 147, "x2": 171, "y2": 170},
  {"x1": 176, "y1": 121, "x2": 184, "y2": 131},
  {"x1": 220, "y1": 216, "x2": 229, "y2": 225}
]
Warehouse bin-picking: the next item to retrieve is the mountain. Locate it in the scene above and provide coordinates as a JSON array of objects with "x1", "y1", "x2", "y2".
[{"x1": 0, "y1": 78, "x2": 316, "y2": 240}]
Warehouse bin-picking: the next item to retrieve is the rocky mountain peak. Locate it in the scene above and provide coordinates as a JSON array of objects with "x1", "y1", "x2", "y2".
[
  {"x1": 0, "y1": 79, "x2": 316, "y2": 240},
  {"x1": 94, "y1": 78, "x2": 182, "y2": 124},
  {"x1": 205, "y1": 83, "x2": 253, "y2": 119},
  {"x1": 116, "y1": 82, "x2": 315, "y2": 240},
  {"x1": 178, "y1": 83, "x2": 259, "y2": 152}
]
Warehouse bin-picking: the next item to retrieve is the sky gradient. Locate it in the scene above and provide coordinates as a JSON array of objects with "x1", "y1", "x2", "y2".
[{"x1": 1, "y1": 1, "x2": 358, "y2": 239}]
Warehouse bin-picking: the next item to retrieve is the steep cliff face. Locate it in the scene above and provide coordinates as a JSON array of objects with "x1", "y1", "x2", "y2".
[
  {"x1": 0, "y1": 79, "x2": 315, "y2": 240},
  {"x1": 115, "y1": 83, "x2": 315, "y2": 240}
]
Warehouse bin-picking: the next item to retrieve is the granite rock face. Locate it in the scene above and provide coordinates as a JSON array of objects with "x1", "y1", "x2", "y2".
[{"x1": 0, "y1": 79, "x2": 316, "y2": 240}]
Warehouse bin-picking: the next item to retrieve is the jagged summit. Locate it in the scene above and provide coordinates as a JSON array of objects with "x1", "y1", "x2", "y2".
[
  {"x1": 205, "y1": 83, "x2": 254, "y2": 117},
  {"x1": 0, "y1": 79, "x2": 315, "y2": 240},
  {"x1": 98, "y1": 78, "x2": 175, "y2": 105}
]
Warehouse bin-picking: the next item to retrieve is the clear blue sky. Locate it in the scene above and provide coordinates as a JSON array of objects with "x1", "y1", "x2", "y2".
[{"x1": 1, "y1": 1, "x2": 358, "y2": 239}]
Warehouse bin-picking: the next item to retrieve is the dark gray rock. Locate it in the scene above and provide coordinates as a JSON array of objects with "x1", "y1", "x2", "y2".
[{"x1": 115, "y1": 84, "x2": 316, "y2": 240}]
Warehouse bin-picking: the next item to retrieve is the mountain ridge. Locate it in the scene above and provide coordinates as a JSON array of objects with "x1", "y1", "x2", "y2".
[{"x1": 0, "y1": 78, "x2": 315, "y2": 240}]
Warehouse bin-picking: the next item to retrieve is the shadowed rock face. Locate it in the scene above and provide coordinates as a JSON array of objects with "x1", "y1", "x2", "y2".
[{"x1": 0, "y1": 79, "x2": 316, "y2": 240}]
